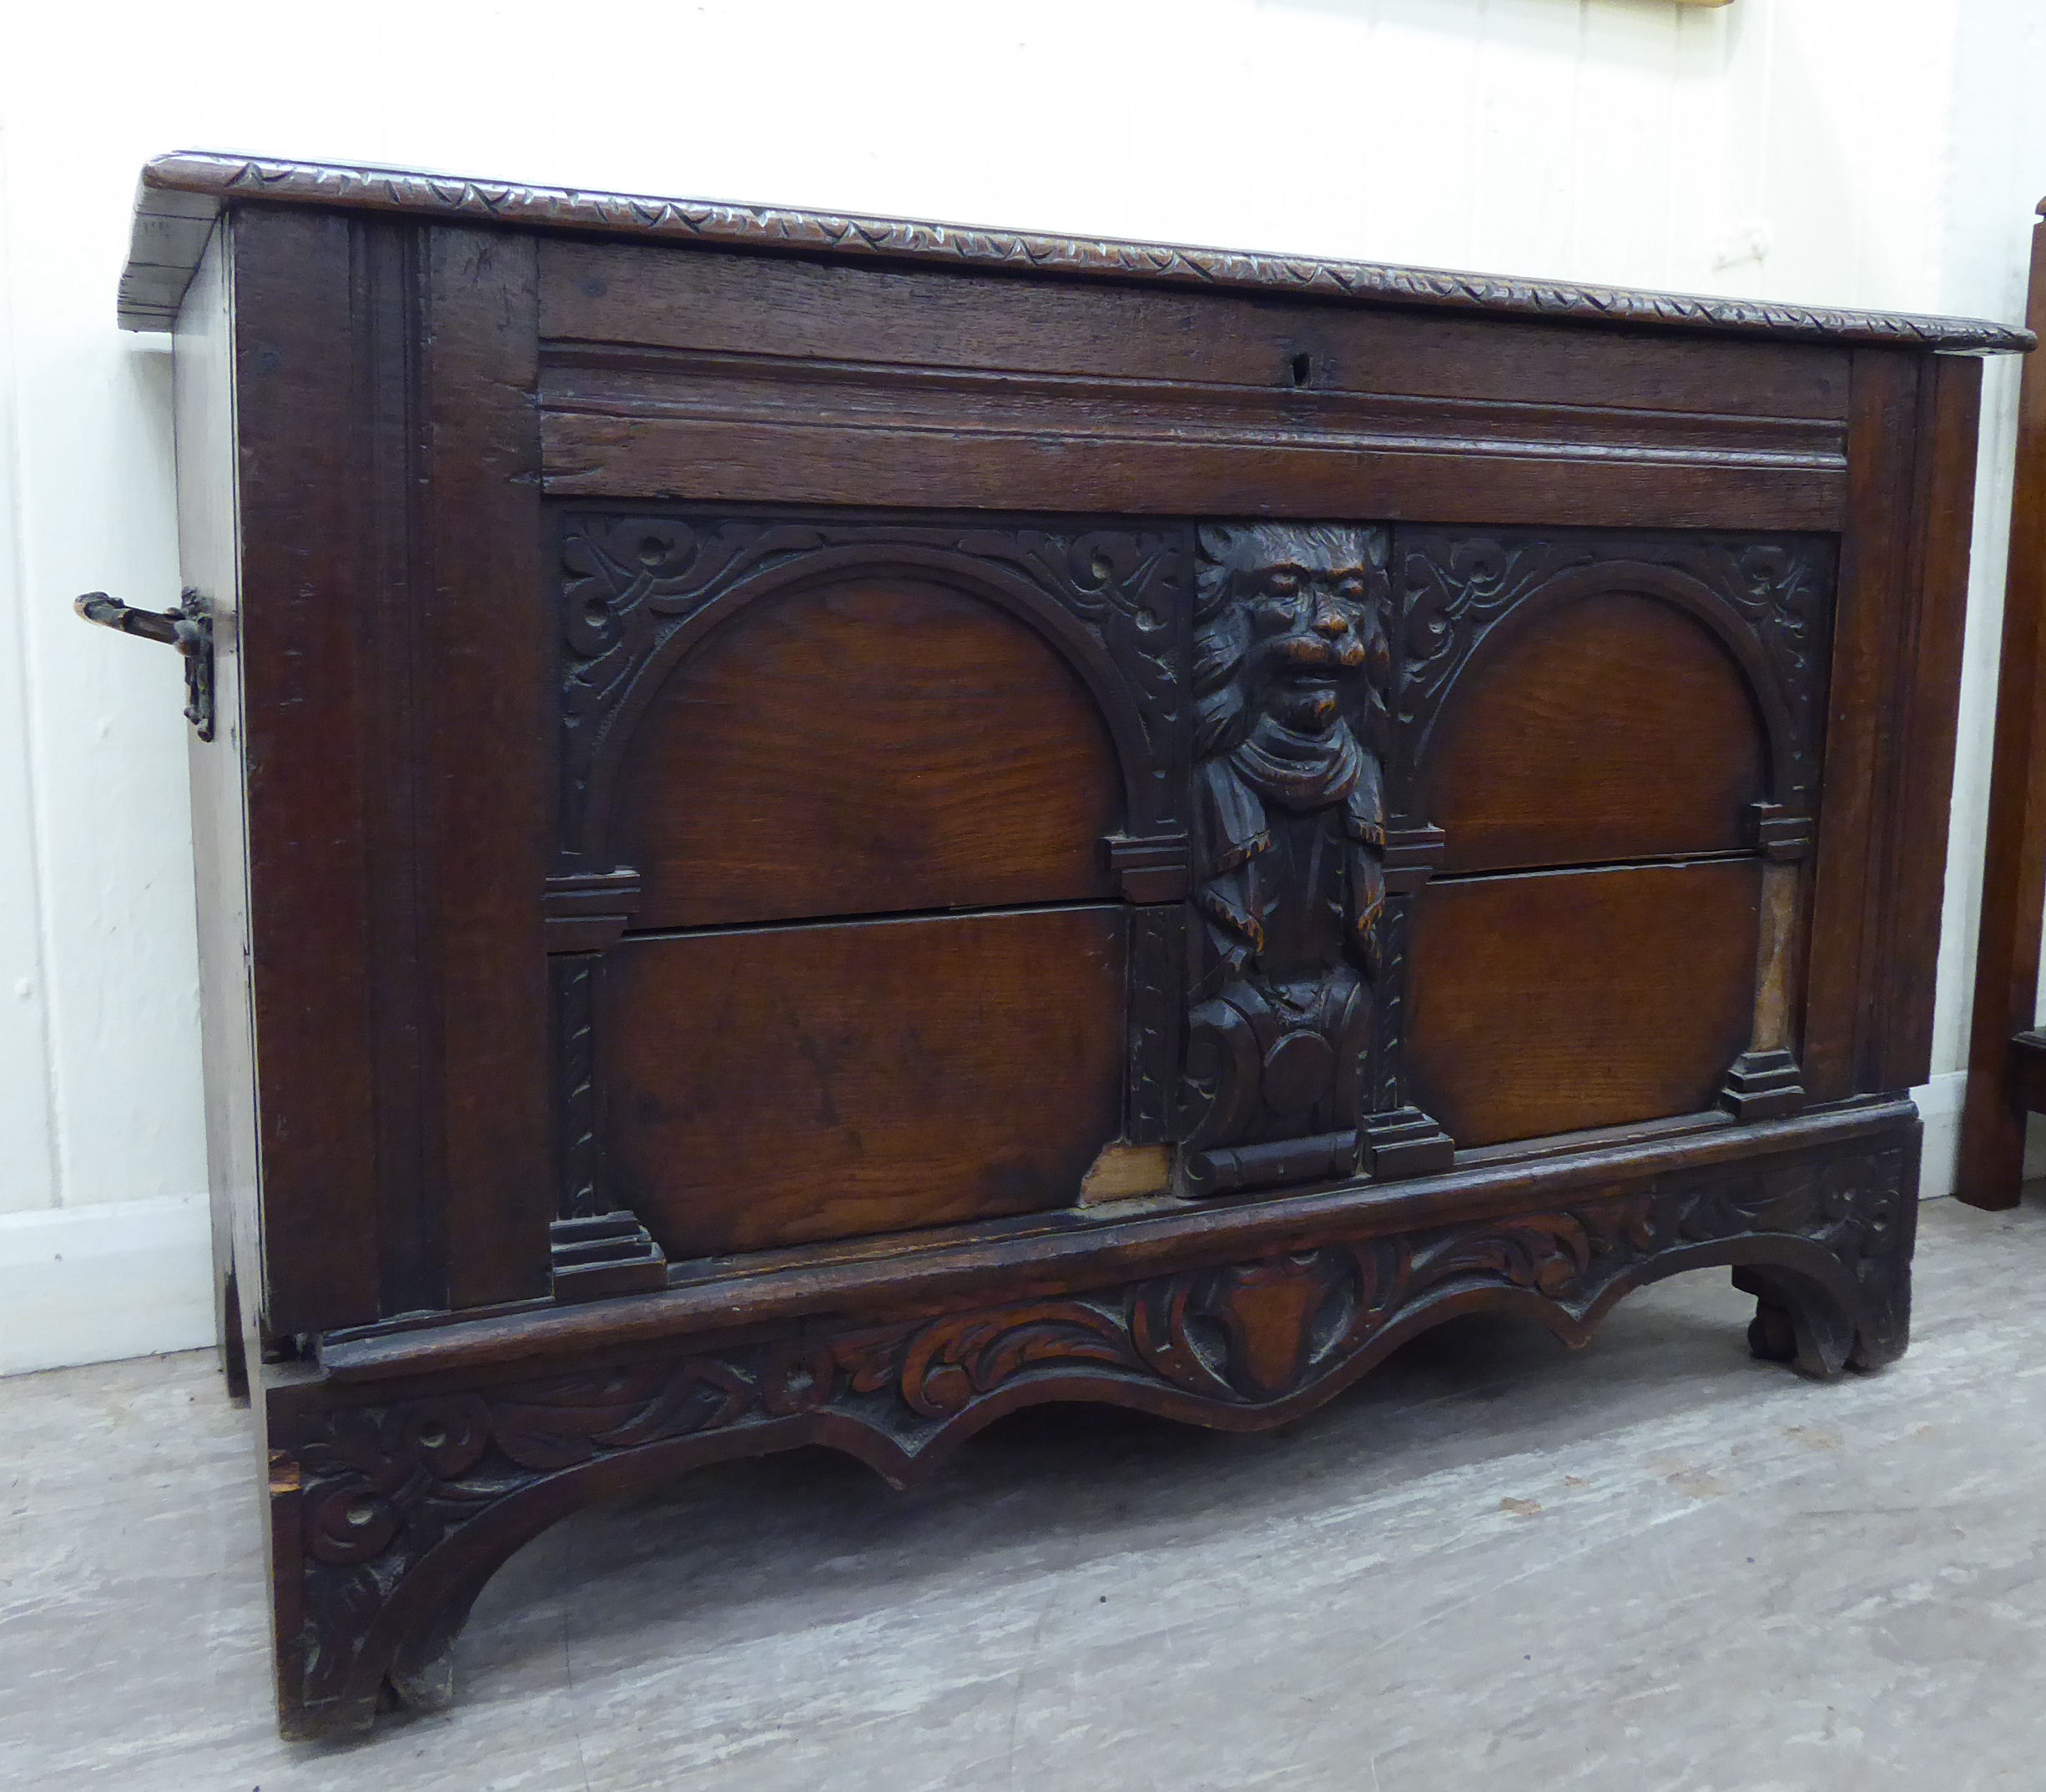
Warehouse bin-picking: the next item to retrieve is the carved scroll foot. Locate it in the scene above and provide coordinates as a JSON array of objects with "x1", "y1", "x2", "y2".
[
  {"x1": 1729, "y1": 1155, "x2": 1914, "y2": 1378},
  {"x1": 1734, "y1": 1269, "x2": 1855, "y2": 1378},
  {"x1": 387, "y1": 1632, "x2": 459, "y2": 1714}
]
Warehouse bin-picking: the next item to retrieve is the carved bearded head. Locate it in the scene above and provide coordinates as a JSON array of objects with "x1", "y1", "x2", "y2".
[{"x1": 1192, "y1": 524, "x2": 1391, "y2": 798}]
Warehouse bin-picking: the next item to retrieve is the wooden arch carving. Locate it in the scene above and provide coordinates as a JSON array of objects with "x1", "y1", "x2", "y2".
[
  {"x1": 567, "y1": 527, "x2": 1182, "y2": 876},
  {"x1": 1410, "y1": 557, "x2": 1795, "y2": 808}
]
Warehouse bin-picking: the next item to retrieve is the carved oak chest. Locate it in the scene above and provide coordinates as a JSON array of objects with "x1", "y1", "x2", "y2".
[{"x1": 109, "y1": 152, "x2": 2028, "y2": 1737}]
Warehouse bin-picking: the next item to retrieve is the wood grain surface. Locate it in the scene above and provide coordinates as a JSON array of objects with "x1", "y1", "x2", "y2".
[
  {"x1": 1407, "y1": 859, "x2": 1763, "y2": 1146},
  {"x1": 614, "y1": 576, "x2": 1121, "y2": 928},
  {"x1": 1419, "y1": 587, "x2": 1769, "y2": 873},
  {"x1": 599, "y1": 905, "x2": 1128, "y2": 1256}
]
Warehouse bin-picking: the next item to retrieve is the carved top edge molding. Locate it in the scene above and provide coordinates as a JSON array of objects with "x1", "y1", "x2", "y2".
[{"x1": 122, "y1": 152, "x2": 2032, "y2": 353}]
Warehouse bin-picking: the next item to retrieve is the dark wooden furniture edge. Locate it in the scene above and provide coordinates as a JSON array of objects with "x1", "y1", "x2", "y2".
[
  {"x1": 118, "y1": 150, "x2": 2032, "y2": 351},
  {"x1": 314, "y1": 1095, "x2": 1912, "y2": 1383},
  {"x1": 264, "y1": 1094, "x2": 1917, "y2": 1739},
  {"x1": 1957, "y1": 210, "x2": 2046, "y2": 1208},
  {"x1": 1801, "y1": 349, "x2": 1985, "y2": 1099},
  {"x1": 2009, "y1": 1030, "x2": 2046, "y2": 1113}
]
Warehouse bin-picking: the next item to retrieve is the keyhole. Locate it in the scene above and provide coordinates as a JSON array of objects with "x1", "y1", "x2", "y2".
[{"x1": 1289, "y1": 351, "x2": 1313, "y2": 388}]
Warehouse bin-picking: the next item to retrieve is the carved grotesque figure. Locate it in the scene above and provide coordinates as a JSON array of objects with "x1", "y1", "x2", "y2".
[{"x1": 1182, "y1": 523, "x2": 1391, "y2": 1158}]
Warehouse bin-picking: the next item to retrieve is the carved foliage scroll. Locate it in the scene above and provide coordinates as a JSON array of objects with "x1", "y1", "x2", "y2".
[
  {"x1": 557, "y1": 512, "x2": 1190, "y2": 868},
  {"x1": 1393, "y1": 529, "x2": 1836, "y2": 820},
  {"x1": 286, "y1": 1133, "x2": 1912, "y2": 1716}
]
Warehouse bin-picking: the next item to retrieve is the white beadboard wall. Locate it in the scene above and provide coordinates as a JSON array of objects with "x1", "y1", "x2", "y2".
[{"x1": 3, "y1": 0, "x2": 2045, "y2": 1376}]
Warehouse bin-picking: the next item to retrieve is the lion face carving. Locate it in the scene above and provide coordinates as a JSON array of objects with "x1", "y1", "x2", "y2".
[{"x1": 1194, "y1": 524, "x2": 1390, "y2": 810}]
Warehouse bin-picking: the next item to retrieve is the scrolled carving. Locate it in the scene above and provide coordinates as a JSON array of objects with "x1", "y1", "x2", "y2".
[
  {"x1": 279, "y1": 1128, "x2": 1912, "y2": 1735},
  {"x1": 1693, "y1": 540, "x2": 1833, "y2": 814},
  {"x1": 1134, "y1": 1251, "x2": 1363, "y2": 1401},
  {"x1": 557, "y1": 512, "x2": 1189, "y2": 864},
  {"x1": 1398, "y1": 535, "x2": 1576, "y2": 745},
  {"x1": 894, "y1": 1302, "x2": 1136, "y2": 1419},
  {"x1": 300, "y1": 1394, "x2": 494, "y2": 1568},
  {"x1": 1180, "y1": 524, "x2": 1392, "y2": 1176},
  {"x1": 1392, "y1": 529, "x2": 1837, "y2": 817},
  {"x1": 558, "y1": 516, "x2": 824, "y2": 855}
]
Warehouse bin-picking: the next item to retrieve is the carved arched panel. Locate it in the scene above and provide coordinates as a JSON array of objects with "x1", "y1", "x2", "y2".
[
  {"x1": 556, "y1": 514, "x2": 1190, "y2": 884},
  {"x1": 1415, "y1": 586, "x2": 1771, "y2": 873},
  {"x1": 1393, "y1": 531, "x2": 1835, "y2": 842},
  {"x1": 547, "y1": 511, "x2": 1195, "y2": 1256},
  {"x1": 1394, "y1": 529, "x2": 1838, "y2": 1150},
  {"x1": 612, "y1": 574, "x2": 1124, "y2": 929}
]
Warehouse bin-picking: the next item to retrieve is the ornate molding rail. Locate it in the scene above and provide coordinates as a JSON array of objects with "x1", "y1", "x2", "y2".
[
  {"x1": 276, "y1": 1118, "x2": 1912, "y2": 1737},
  {"x1": 123, "y1": 151, "x2": 2033, "y2": 351}
]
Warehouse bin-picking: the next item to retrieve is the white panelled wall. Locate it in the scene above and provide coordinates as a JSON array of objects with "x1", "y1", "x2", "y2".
[{"x1": 3, "y1": 0, "x2": 2045, "y2": 1374}]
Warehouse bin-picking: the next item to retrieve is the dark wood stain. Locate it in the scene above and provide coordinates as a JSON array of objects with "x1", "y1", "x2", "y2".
[
  {"x1": 1420, "y1": 589, "x2": 1770, "y2": 873},
  {"x1": 122, "y1": 154, "x2": 2002, "y2": 1739},
  {"x1": 600, "y1": 906, "x2": 1128, "y2": 1256},
  {"x1": 615, "y1": 576, "x2": 1121, "y2": 929},
  {"x1": 1407, "y1": 860, "x2": 1764, "y2": 1146}
]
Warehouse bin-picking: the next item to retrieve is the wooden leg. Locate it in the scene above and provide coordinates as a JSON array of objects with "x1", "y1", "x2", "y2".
[
  {"x1": 219, "y1": 1263, "x2": 249, "y2": 1406},
  {"x1": 1736, "y1": 1152, "x2": 1915, "y2": 1378}
]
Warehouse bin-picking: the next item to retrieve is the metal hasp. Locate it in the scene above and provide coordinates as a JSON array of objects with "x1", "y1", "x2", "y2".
[{"x1": 74, "y1": 589, "x2": 214, "y2": 741}]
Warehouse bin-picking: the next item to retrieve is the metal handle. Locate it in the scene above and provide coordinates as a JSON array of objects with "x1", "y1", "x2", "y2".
[{"x1": 73, "y1": 589, "x2": 215, "y2": 742}]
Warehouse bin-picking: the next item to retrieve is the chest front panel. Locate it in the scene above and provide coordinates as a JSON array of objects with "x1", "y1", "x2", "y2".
[
  {"x1": 546, "y1": 500, "x2": 1834, "y2": 1261},
  {"x1": 211, "y1": 208, "x2": 1971, "y2": 1331}
]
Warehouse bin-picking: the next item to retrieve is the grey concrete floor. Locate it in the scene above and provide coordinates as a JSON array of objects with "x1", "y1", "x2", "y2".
[{"x1": 8, "y1": 1197, "x2": 2046, "y2": 1790}]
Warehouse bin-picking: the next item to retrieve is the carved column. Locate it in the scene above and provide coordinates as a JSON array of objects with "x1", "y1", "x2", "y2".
[
  {"x1": 1720, "y1": 803, "x2": 1812, "y2": 1120},
  {"x1": 1360, "y1": 825, "x2": 1456, "y2": 1178}
]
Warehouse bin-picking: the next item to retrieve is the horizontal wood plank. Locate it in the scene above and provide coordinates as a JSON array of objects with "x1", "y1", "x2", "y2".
[
  {"x1": 600, "y1": 906, "x2": 1129, "y2": 1257},
  {"x1": 1420, "y1": 586, "x2": 1772, "y2": 872},
  {"x1": 541, "y1": 242, "x2": 1857, "y2": 420},
  {"x1": 542, "y1": 409, "x2": 1844, "y2": 531},
  {"x1": 612, "y1": 574, "x2": 1122, "y2": 929},
  {"x1": 1408, "y1": 859, "x2": 1763, "y2": 1146}
]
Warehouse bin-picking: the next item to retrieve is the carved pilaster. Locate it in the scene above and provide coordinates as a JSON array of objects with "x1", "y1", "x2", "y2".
[
  {"x1": 1127, "y1": 904, "x2": 1186, "y2": 1144},
  {"x1": 1177, "y1": 523, "x2": 1393, "y2": 1193},
  {"x1": 1721, "y1": 825, "x2": 1811, "y2": 1120},
  {"x1": 1359, "y1": 825, "x2": 1454, "y2": 1179}
]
